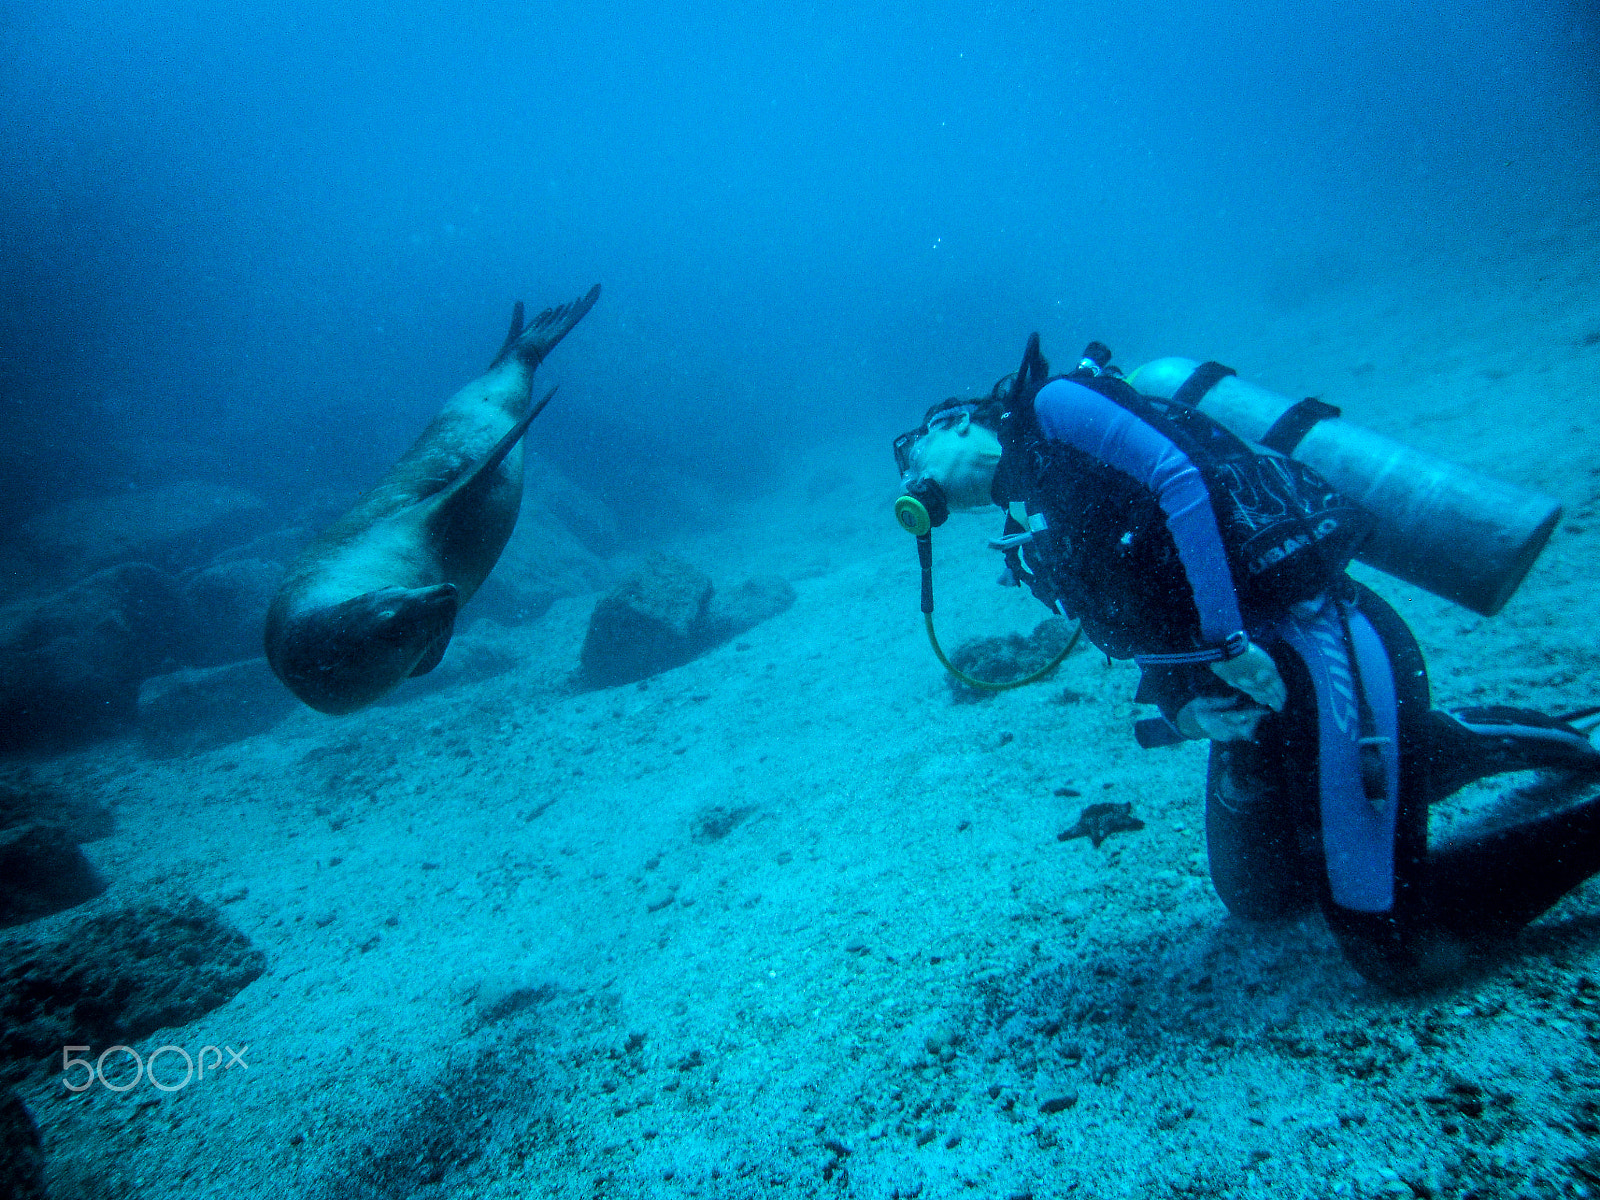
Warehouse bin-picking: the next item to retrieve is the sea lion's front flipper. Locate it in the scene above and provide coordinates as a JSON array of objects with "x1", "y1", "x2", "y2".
[
  {"x1": 490, "y1": 283, "x2": 601, "y2": 369},
  {"x1": 423, "y1": 385, "x2": 559, "y2": 543},
  {"x1": 408, "y1": 615, "x2": 457, "y2": 677}
]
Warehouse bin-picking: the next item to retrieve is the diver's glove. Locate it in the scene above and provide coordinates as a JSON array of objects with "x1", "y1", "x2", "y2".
[
  {"x1": 1210, "y1": 642, "x2": 1286, "y2": 712},
  {"x1": 1176, "y1": 695, "x2": 1271, "y2": 742}
]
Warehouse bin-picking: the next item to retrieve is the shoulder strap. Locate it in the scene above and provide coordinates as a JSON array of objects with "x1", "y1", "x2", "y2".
[
  {"x1": 1170, "y1": 361, "x2": 1236, "y2": 408},
  {"x1": 1259, "y1": 397, "x2": 1342, "y2": 455}
]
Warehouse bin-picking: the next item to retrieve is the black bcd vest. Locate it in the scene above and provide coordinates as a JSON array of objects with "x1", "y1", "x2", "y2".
[{"x1": 994, "y1": 369, "x2": 1373, "y2": 659}]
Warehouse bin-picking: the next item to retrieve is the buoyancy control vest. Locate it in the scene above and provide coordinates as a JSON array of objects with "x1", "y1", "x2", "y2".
[{"x1": 993, "y1": 357, "x2": 1374, "y2": 660}]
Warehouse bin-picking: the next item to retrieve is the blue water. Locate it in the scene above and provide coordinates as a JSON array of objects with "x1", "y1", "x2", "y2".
[{"x1": 3, "y1": 0, "x2": 1593, "y2": 526}]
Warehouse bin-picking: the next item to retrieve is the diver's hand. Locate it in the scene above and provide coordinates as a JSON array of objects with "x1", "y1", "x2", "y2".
[
  {"x1": 1210, "y1": 643, "x2": 1286, "y2": 712},
  {"x1": 1176, "y1": 696, "x2": 1270, "y2": 742}
]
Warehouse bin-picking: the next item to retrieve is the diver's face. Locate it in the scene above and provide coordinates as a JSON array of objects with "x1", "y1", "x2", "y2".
[{"x1": 909, "y1": 412, "x2": 1001, "y2": 511}]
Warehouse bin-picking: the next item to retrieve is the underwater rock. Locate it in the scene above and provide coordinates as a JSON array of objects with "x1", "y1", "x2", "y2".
[
  {"x1": 946, "y1": 617, "x2": 1077, "y2": 702},
  {"x1": 579, "y1": 554, "x2": 714, "y2": 687},
  {"x1": 0, "y1": 893, "x2": 265, "y2": 1081},
  {"x1": 523, "y1": 452, "x2": 624, "y2": 556},
  {"x1": 579, "y1": 555, "x2": 796, "y2": 689},
  {"x1": 471, "y1": 976, "x2": 560, "y2": 1028},
  {"x1": 137, "y1": 657, "x2": 297, "y2": 757},
  {"x1": 0, "y1": 1088, "x2": 45, "y2": 1200},
  {"x1": 472, "y1": 492, "x2": 613, "y2": 627},
  {"x1": 804, "y1": 466, "x2": 854, "y2": 503},
  {"x1": 210, "y1": 524, "x2": 315, "y2": 570},
  {"x1": 0, "y1": 822, "x2": 106, "y2": 928},
  {"x1": 0, "y1": 562, "x2": 186, "y2": 752},
  {"x1": 179, "y1": 557, "x2": 285, "y2": 667},
  {"x1": 691, "y1": 803, "x2": 757, "y2": 842},
  {"x1": 702, "y1": 575, "x2": 797, "y2": 642},
  {"x1": 18, "y1": 480, "x2": 270, "y2": 585}
]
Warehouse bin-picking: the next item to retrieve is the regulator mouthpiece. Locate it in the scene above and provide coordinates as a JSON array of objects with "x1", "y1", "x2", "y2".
[
  {"x1": 895, "y1": 479, "x2": 949, "y2": 535},
  {"x1": 894, "y1": 496, "x2": 932, "y2": 537}
]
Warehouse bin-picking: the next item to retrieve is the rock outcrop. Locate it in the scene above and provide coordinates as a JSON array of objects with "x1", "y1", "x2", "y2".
[
  {"x1": 578, "y1": 554, "x2": 795, "y2": 688},
  {"x1": 0, "y1": 823, "x2": 105, "y2": 928},
  {"x1": 0, "y1": 563, "x2": 185, "y2": 751},
  {"x1": 0, "y1": 776, "x2": 113, "y2": 928},
  {"x1": 0, "y1": 894, "x2": 266, "y2": 1082},
  {"x1": 0, "y1": 1088, "x2": 44, "y2": 1200},
  {"x1": 178, "y1": 557, "x2": 285, "y2": 667},
  {"x1": 137, "y1": 657, "x2": 298, "y2": 757}
]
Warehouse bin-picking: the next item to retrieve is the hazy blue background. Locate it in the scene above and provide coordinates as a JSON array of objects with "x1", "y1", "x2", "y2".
[{"x1": 2, "y1": 0, "x2": 1595, "y2": 535}]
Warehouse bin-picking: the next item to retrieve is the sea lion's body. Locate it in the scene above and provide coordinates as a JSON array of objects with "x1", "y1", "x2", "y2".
[{"x1": 266, "y1": 285, "x2": 600, "y2": 713}]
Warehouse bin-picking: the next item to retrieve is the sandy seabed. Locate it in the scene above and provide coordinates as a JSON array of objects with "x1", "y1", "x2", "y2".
[{"x1": 16, "y1": 210, "x2": 1600, "y2": 1200}]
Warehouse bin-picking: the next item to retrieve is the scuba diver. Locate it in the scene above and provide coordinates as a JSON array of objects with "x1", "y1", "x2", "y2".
[{"x1": 892, "y1": 335, "x2": 1600, "y2": 990}]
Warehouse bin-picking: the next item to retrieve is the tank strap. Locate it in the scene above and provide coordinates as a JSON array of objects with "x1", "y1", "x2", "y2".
[
  {"x1": 1170, "y1": 360, "x2": 1237, "y2": 407},
  {"x1": 1261, "y1": 397, "x2": 1342, "y2": 455}
]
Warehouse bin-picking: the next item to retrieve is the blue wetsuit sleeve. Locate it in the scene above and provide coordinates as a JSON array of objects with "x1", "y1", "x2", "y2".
[{"x1": 1033, "y1": 378, "x2": 1245, "y2": 648}]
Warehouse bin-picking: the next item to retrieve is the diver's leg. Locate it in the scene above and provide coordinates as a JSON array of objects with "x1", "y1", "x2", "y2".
[
  {"x1": 1321, "y1": 586, "x2": 1600, "y2": 985},
  {"x1": 1203, "y1": 645, "x2": 1319, "y2": 921},
  {"x1": 1306, "y1": 587, "x2": 1434, "y2": 989}
]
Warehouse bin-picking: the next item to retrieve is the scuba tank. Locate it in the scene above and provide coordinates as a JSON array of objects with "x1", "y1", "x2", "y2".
[{"x1": 1126, "y1": 357, "x2": 1562, "y2": 617}]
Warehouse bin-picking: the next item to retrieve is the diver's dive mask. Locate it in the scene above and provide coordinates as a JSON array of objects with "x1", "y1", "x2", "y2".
[{"x1": 891, "y1": 401, "x2": 985, "y2": 478}]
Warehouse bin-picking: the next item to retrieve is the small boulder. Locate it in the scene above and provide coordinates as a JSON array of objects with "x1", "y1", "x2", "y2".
[
  {"x1": 138, "y1": 657, "x2": 297, "y2": 757},
  {"x1": 524, "y1": 453, "x2": 623, "y2": 556},
  {"x1": 579, "y1": 554, "x2": 714, "y2": 688},
  {"x1": 0, "y1": 1088, "x2": 45, "y2": 1200},
  {"x1": 179, "y1": 558, "x2": 284, "y2": 667},
  {"x1": 0, "y1": 894, "x2": 266, "y2": 1081},
  {"x1": 393, "y1": 619, "x2": 524, "y2": 702},
  {"x1": 702, "y1": 576, "x2": 796, "y2": 643},
  {"x1": 476, "y1": 491, "x2": 613, "y2": 626},
  {"x1": 578, "y1": 559, "x2": 798, "y2": 689},
  {"x1": 210, "y1": 525, "x2": 312, "y2": 569},
  {"x1": 0, "y1": 777, "x2": 114, "y2": 844},
  {"x1": 947, "y1": 617, "x2": 1077, "y2": 703},
  {"x1": 0, "y1": 563, "x2": 186, "y2": 751},
  {"x1": 0, "y1": 823, "x2": 105, "y2": 928}
]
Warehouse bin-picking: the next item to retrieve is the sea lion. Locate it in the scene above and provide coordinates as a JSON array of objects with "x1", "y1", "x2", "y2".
[{"x1": 265, "y1": 284, "x2": 600, "y2": 714}]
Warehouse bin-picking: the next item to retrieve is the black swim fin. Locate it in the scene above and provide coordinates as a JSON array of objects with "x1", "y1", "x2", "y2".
[{"x1": 1427, "y1": 706, "x2": 1600, "y2": 801}]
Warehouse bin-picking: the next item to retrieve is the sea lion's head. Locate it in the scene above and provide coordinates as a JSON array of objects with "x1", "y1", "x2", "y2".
[{"x1": 267, "y1": 583, "x2": 459, "y2": 715}]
